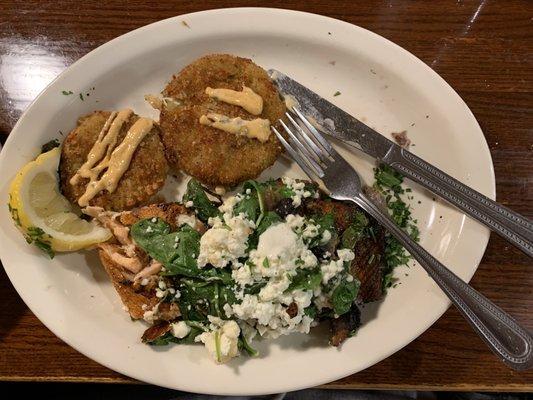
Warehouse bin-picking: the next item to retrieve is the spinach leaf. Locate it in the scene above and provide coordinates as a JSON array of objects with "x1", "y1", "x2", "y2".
[
  {"x1": 182, "y1": 179, "x2": 221, "y2": 222},
  {"x1": 234, "y1": 180, "x2": 267, "y2": 225},
  {"x1": 340, "y1": 212, "x2": 368, "y2": 249},
  {"x1": 303, "y1": 304, "x2": 318, "y2": 319},
  {"x1": 238, "y1": 334, "x2": 259, "y2": 357},
  {"x1": 331, "y1": 279, "x2": 360, "y2": 316},
  {"x1": 287, "y1": 268, "x2": 322, "y2": 292},
  {"x1": 131, "y1": 219, "x2": 201, "y2": 277},
  {"x1": 243, "y1": 280, "x2": 267, "y2": 295},
  {"x1": 178, "y1": 278, "x2": 237, "y2": 321}
]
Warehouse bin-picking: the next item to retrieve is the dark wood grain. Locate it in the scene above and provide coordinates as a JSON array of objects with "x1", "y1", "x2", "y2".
[{"x1": 0, "y1": 0, "x2": 532, "y2": 392}]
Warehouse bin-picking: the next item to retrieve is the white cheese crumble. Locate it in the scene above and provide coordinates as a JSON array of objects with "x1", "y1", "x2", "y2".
[
  {"x1": 171, "y1": 321, "x2": 191, "y2": 339},
  {"x1": 320, "y1": 248, "x2": 355, "y2": 284},
  {"x1": 282, "y1": 177, "x2": 313, "y2": 207},
  {"x1": 176, "y1": 214, "x2": 197, "y2": 228},
  {"x1": 227, "y1": 219, "x2": 319, "y2": 338},
  {"x1": 197, "y1": 213, "x2": 254, "y2": 268},
  {"x1": 195, "y1": 316, "x2": 240, "y2": 363},
  {"x1": 142, "y1": 303, "x2": 160, "y2": 323}
]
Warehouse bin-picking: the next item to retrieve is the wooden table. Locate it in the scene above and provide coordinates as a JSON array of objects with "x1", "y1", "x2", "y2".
[{"x1": 1, "y1": 0, "x2": 532, "y2": 392}]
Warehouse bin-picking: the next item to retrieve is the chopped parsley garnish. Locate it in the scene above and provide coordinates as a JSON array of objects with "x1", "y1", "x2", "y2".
[
  {"x1": 61, "y1": 90, "x2": 73, "y2": 95},
  {"x1": 79, "y1": 93, "x2": 84, "y2": 101},
  {"x1": 41, "y1": 139, "x2": 60, "y2": 153},
  {"x1": 334, "y1": 91, "x2": 341, "y2": 96},
  {"x1": 25, "y1": 226, "x2": 54, "y2": 258},
  {"x1": 374, "y1": 164, "x2": 419, "y2": 289},
  {"x1": 8, "y1": 197, "x2": 21, "y2": 227}
]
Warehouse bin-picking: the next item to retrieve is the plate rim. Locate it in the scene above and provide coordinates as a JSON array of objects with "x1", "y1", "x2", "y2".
[{"x1": 0, "y1": 7, "x2": 495, "y2": 395}]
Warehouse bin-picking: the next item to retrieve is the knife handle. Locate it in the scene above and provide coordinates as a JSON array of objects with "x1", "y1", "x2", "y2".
[{"x1": 388, "y1": 148, "x2": 533, "y2": 257}]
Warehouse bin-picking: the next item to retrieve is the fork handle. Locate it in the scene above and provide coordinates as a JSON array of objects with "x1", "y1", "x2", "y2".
[
  {"x1": 349, "y1": 193, "x2": 533, "y2": 370},
  {"x1": 385, "y1": 148, "x2": 533, "y2": 257}
]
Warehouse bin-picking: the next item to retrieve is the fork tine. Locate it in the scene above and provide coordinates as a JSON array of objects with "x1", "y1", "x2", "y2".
[
  {"x1": 292, "y1": 107, "x2": 337, "y2": 157},
  {"x1": 279, "y1": 120, "x2": 324, "y2": 172},
  {"x1": 284, "y1": 112, "x2": 328, "y2": 164},
  {"x1": 272, "y1": 126, "x2": 324, "y2": 179}
]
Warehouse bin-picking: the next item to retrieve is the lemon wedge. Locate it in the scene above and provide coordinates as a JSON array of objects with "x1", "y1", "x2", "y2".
[{"x1": 8, "y1": 147, "x2": 112, "y2": 255}]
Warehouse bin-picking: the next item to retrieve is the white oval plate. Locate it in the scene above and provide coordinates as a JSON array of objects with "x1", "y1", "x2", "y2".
[{"x1": 0, "y1": 8, "x2": 494, "y2": 395}]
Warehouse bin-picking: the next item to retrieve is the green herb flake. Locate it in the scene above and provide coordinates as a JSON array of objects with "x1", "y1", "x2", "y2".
[
  {"x1": 8, "y1": 198, "x2": 21, "y2": 227},
  {"x1": 25, "y1": 226, "x2": 54, "y2": 258},
  {"x1": 373, "y1": 164, "x2": 419, "y2": 289},
  {"x1": 61, "y1": 90, "x2": 73, "y2": 95},
  {"x1": 79, "y1": 93, "x2": 84, "y2": 101},
  {"x1": 262, "y1": 257, "x2": 270, "y2": 268},
  {"x1": 334, "y1": 91, "x2": 341, "y2": 96},
  {"x1": 41, "y1": 139, "x2": 60, "y2": 153}
]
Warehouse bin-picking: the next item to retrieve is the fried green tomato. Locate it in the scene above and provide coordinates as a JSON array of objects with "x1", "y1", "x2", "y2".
[
  {"x1": 59, "y1": 111, "x2": 168, "y2": 211},
  {"x1": 160, "y1": 54, "x2": 286, "y2": 187}
]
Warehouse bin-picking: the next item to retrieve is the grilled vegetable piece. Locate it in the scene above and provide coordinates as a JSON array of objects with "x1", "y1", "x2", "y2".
[{"x1": 329, "y1": 305, "x2": 361, "y2": 346}]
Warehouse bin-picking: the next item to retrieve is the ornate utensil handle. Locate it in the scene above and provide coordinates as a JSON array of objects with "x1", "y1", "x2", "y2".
[
  {"x1": 351, "y1": 193, "x2": 533, "y2": 371},
  {"x1": 385, "y1": 149, "x2": 533, "y2": 257}
]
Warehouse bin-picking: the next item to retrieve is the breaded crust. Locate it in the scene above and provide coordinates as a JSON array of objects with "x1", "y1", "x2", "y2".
[
  {"x1": 99, "y1": 249, "x2": 159, "y2": 319},
  {"x1": 160, "y1": 54, "x2": 286, "y2": 187},
  {"x1": 118, "y1": 202, "x2": 188, "y2": 229},
  {"x1": 59, "y1": 111, "x2": 169, "y2": 211},
  {"x1": 97, "y1": 203, "x2": 190, "y2": 320}
]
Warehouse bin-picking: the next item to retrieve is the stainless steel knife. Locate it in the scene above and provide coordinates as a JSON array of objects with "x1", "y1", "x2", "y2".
[{"x1": 269, "y1": 69, "x2": 533, "y2": 257}]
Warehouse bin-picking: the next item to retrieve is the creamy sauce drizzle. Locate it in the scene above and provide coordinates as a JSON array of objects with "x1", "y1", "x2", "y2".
[
  {"x1": 205, "y1": 86, "x2": 263, "y2": 115},
  {"x1": 199, "y1": 113, "x2": 271, "y2": 143},
  {"x1": 70, "y1": 109, "x2": 154, "y2": 206},
  {"x1": 283, "y1": 94, "x2": 299, "y2": 110},
  {"x1": 144, "y1": 94, "x2": 180, "y2": 111}
]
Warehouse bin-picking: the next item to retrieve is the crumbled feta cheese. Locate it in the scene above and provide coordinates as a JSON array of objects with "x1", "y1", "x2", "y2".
[
  {"x1": 231, "y1": 263, "x2": 254, "y2": 286},
  {"x1": 281, "y1": 177, "x2": 312, "y2": 207},
  {"x1": 320, "y1": 259, "x2": 344, "y2": 285},
  {"x1": 151, "y1": 217, "x2": 157, "y2": 223},
  {"x1": 346, "y1": 274, "x2": 354, "y2": 282},
  {"x1": 337, "y1": 248, "x2": 355, "y2": 263},
  {"x1": 185, "y1": 200, "x2": 194, "y2": 208},
  {"x1": 320, "y1": 248, "x2": 355, "y2": 284},
  {"x1": 286, "y1": 214, "x2": 305, "y2": 230},
  {"x1": 248, "y1": 222, "x2": 317, "y2": 278},
  {"x1": 171, "y1": 321, "x2": 191, "y2": 339},
  {"x1": 258, "y1": 274, "x2": 291, "y2": 301},
  {"x1": 176, "y1": 214, "x2": 197, "y2": 228},
  {"x1": 218, "y1": 195, "x2": 241, "y2": 215},
  {"x1": 321, "y1": 229, "x2": 332, "y2": 244},
  {"x1": 197, "y1": 213, "x2": 254, "y2": 268},
  {"x1": 195, "y1": 317, "x2": 240, "y2": 364},
  {"x1": 140, "y1": 278, "x2": 149, "y2": 286},
  {"x1": 142, "y1": 303, "x2": 160, "y2": 323},
  {"x1": 145, "y1": 226, "x2": 153, "y2": 233}
]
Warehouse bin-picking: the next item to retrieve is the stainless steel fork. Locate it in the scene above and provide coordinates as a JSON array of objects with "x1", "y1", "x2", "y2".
[{"x1": 272, "y1": 107, "x2": 533, "y2": 371}]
